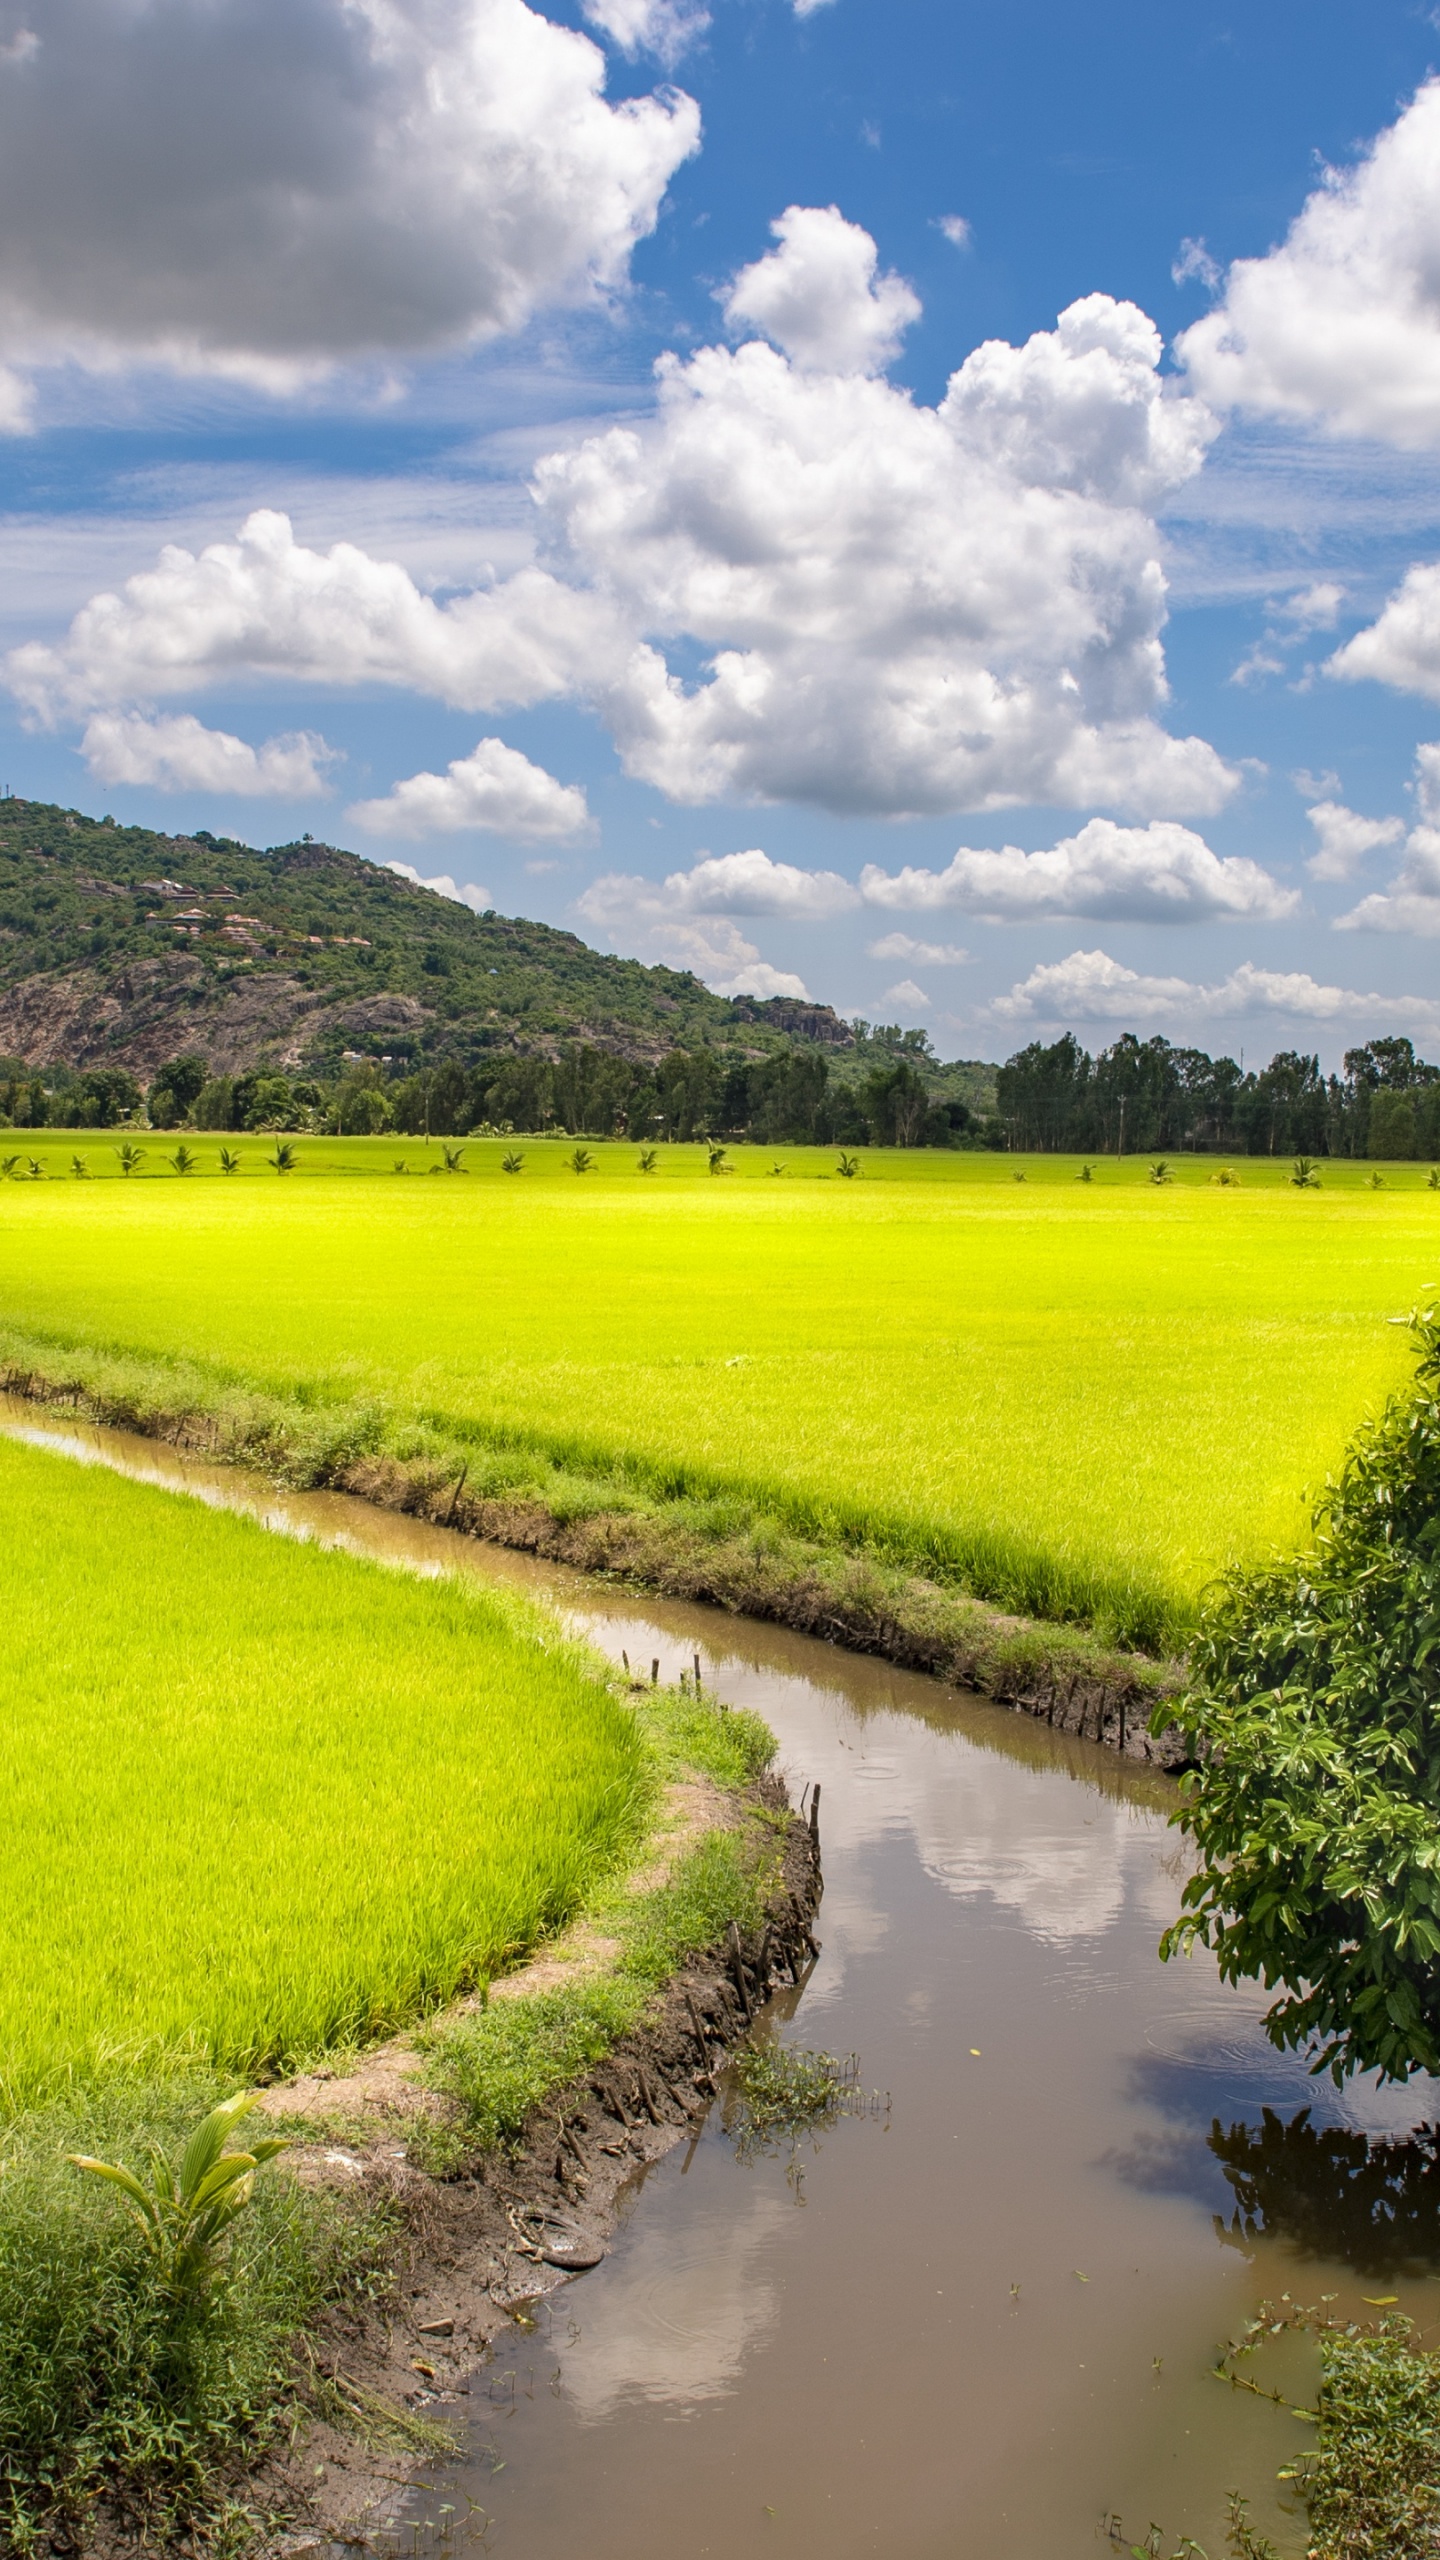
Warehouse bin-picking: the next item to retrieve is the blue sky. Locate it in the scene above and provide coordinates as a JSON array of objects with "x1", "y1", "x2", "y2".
[{"x1": 4, "y1": 0, "x2": 1440, "y2": 1065}]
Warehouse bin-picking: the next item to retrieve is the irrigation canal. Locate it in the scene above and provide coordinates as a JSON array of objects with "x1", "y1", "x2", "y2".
[{"x1": 5, "y1": 1395, "x2": 1440, "y2": 2558}]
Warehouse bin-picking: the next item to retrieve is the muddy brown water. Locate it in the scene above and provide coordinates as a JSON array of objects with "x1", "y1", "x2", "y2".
[{"x1": 6, "y1": 1398, "x2": 1440, "y2": 2559}]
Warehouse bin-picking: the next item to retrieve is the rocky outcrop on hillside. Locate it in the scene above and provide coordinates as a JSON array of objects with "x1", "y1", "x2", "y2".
[{"x1": 0, "y1": 957, "x2": 433, "y2": 1077}]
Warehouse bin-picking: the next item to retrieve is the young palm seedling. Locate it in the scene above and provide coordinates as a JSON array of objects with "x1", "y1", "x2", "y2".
[
  {"x1": 501, "y1": 1150, "x2": 524, "y2": 1174},
  {"x1": 1210, "y1": 1166, "x2": 1240, "y2": 1187},
  {"x1": 25, "y1": 1155, "x2": 46, "y2": 1180},
  {"x1": 70, "y1": 1154, "x2": 89, "y2": 1179},
  {"x1": 0, "y1": 1153, "x2": 19, "y2": 1179},
  {"x1": 707, "y1": 1143, "x2": 730, "y2": 1176},
  {"x1": 636, "y1": 1147, "x2": 658, "y2": 1173},
  {"x1": 69, "y1": 2089, "x2": 288, "y2": 2305},
  {"x1": 170, "y1": 1143, "x2": 197, "y2": 1177},
  {"x1": 1430, "y1": 1166, "x2": 1440, "y2": 1189},
  {"x1": 1148, "y1": 1160, "x2": 1172, "y2": 1185},
  {"x1": 1291, "y1": 1157, "x2": 1321, "y2": 1188},
  {"x1": 218, "y1": 1146, "x2": 243, "y2": 1176},
  {"x1": 442, "y1": 1144, "x2": 467, "y2": 1172},
  {"x1": 268, "y1": 1141, "x2": 298, "y2": 1174},
  {"x1": 114, "y1": 1141, "x2": 145, "y2": 1178},
  {"x1": 569, "y1": 1146, "x2": 594, "y2": 1174},
  {"x1": 1076, "y1": 1163, "x2": 1093, "y2": 1182},
  {"x1": 392, "y1": 1156, "x2": 408, "y2": 1174},
  {"x1": 1369, "y1": 1169, "x2": 1386, "y2": 1188},
  {"x1": 836, "y1": 1152, "x2": 859, "y2": 1179}
]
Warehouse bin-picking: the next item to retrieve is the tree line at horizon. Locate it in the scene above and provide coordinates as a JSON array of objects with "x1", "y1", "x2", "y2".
[
  {"x1": 996, "y1": 1031, "x2": 1440, "y2": 1158},
  {"x1": 6, "y1": 1023, "x2": 1440, "y2": 1155},
  {"x1": 0, "y1": 1026, "x2": 974, "y2": 1148}
]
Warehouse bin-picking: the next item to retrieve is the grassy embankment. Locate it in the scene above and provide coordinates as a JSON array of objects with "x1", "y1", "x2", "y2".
[
  {"x1": 0, "y1": 1139, "x2": 1431, "y2": 1669},
  {"x1": 0, "y1": 1431, "x2": 774, "y2": 2539}
]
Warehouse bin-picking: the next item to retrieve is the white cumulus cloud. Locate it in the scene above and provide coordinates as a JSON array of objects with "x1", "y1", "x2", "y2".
[
  {"x1": 7, "y1": 509, "x2": 617, "y2": 723},
  {"x1": 580, "y1": 0, "x2": 708, "y2": 64},
  {"x1": 1328, "y1": 560, "x2": 1440, "y2": 703},
  {"x1": 1329, "y1": 746, "x2": 1440, "y2": 932},
  {"x1": 992, "y1": 946, "x2": 1440, "y2": 1036},
  {"x1": 80, "y1": 708, "x2": 335, "y2": 796},
  {"x1": 1179, "y1": 81, "x2": 1440, "y2": 445},
  {"x1": 722, "y1": 204, "x2": 920, "y2": 375},
  {"x1": 642, "y1": 916, "x2": 810, "y2": 999},
  {"x1": 867, "y1": 931, "x2": 969, "y2": 965},
  {"x1": 1305, "y1": 799, "x2": 1404, "y2": 883},
  {"x1": 7, "y1": 223, "x2": 1238, "y2": 826},
  {"x1": 384, "y1": 862, "x2": 493, "y2": 914},
  {"x1": 0, "y1": 0, "x2": 699, "y2": 408},
  {"x1": 858, "y1": 817, "x2": 1293, "y2": 923},
  {"x1": 591, "y1": 846, "x2": 859, "y2": 919},
  {"x1": 348, "y1": 738, "x2": 590, "y2": 841}
]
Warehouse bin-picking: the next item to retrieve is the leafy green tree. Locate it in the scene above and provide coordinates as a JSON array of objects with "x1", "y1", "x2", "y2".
[
  {"x1": 145, "y1": 1053, "x2": 209, "y2": 1129},
  {"x1": 192, "y1": 1075, "x2": 236, "y2": 1130},
  {"x1": 1369, "y1": 1089, "x2": 1417, "y2": 1160},
  {"x1": 1161, "y1": 1311, "x2": 1440, "y2": 2083}
]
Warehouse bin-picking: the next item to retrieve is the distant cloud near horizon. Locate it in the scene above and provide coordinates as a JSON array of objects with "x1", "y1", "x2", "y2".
[{"x1": 992, "y1": 946, "x2": 1440, "y2": 1039}]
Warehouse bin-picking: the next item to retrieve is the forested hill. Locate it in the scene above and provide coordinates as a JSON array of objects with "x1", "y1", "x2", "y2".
[{"x1": 0, "y1": 796, "x2": 864, "y2": 1079}]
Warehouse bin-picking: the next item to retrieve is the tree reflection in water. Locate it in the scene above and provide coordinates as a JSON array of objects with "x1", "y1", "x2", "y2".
[{"x1": 1210, "y1": 2110, "x2": 1440, "y2": 2279}]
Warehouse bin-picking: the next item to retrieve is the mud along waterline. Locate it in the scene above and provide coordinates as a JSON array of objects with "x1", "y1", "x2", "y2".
[{"x1": 3, "y1": 1399, "x2": 1437, "y2": 2558}]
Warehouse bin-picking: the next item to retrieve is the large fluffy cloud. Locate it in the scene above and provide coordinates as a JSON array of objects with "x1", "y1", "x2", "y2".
[
  {"x1": 7, "y1": 510, "x2": 615, "y2": 721},
  {"x1": 7, "y1": 223, "x2": 1237, "y2": 824},
  {"x1": 0, "y1": 0, "x2": 698, "y2": 412},
  {"x1": 349, "y1": 737, "x2": 590, "y2": 840},
  {"x1": 1179, "y1": 82, "x2": 1440, "y2": 445},
  {"x1": 859, "y1": 817, "x2": 1293, "y2": 923},
  {"x1": 80, "y1": 709, "x2": 335, "y2": 797},
  {"x1": 993, "y1": 947, "x2": 1440, "y2": 1036}
]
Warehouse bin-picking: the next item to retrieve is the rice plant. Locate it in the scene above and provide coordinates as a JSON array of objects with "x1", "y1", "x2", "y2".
[
  {"x1": 0, "y1": 1434, "x2": 649, "y2": 2094},
  {"x1": 0, "y1": 1147, "x2": 1432, "y2": 1651}
]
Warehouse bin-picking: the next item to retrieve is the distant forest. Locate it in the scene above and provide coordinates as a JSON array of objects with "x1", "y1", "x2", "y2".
[
  {"x1": 8, "y1": 1028, "x2": 1440, "y2": 1154},
  {"x1": 995, "y1": 1032, "x2": 1440, "y2": 1158},
  {"x1": 0, "y1": 1024, "x2": 976, "y2": 1147}
]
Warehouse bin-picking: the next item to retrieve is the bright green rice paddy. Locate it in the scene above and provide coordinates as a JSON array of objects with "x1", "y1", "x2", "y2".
[
  {"x1": 0, "y1": 1429, "x2": 647, "y2": 2100},
  {"x1": 1, "y1": 1136, "x2": 1435, "y2": 1650}
]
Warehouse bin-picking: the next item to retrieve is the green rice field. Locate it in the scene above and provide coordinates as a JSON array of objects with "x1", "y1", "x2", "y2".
[
  {"x1": 2, "y1": 1136, "x2": 1437, "y2": 1650},
  {"x1": 0, "y1": 1428, "x2": 647, "y2": 2099}
]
